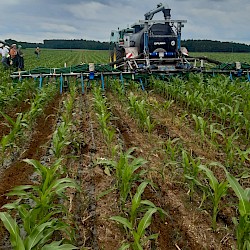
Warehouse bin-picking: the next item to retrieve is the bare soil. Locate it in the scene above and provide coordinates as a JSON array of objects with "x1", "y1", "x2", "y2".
[
  {"x1": 0, "y1": 87, "x2": 237, "y2": 250},
  {"x1": 0, "y1": 94, "x2": 61, "y2": 244}
]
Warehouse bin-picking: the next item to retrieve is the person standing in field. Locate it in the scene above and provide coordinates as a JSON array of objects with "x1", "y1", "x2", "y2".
[
  {"x1": 9, "y1": 44, "x2": 18, "y2": 70},
  {"x1": 35, "y1": 46, "x2": 41, "y2": 59},
  {"x1": 17, "y1": 45, "x2": 24, "y2": 71},
  {"x1": 0, "y1": 43, "x2": 10, "y2": 69}
]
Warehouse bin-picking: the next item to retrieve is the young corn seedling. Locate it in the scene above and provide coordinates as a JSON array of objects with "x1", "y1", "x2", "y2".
[
  {"x1": 162, "y1": 99, "x2": 174, "y2": 110},
  {"x1": 209, "y1": 123, "x2": 225, "y2": 147},
  {"x1": 234, "y1": 146, "x2": 250, "y2": 165},
  {"x1": 199, "y1": 165, "x2": 228, "y2": 231},
  {"x1": 93, "y1": 87, "x2": 116, "y2": 149},
  {"x1": 52, "y1": 121, "x2": 71, "y2": 159},
  {"x1": 182, "y1": 150, "x2": 204, "y2": 201},
  {"x1": 111, "y1": 182, "x2": 167, "y2": 250},
  {"x1": 0, "y1": 159, "x2": 79, "y2": 249},
  {"x1": 0, "y1": 212, "x2": 78, "y2": 250},
  {"x1": 192, "y1": 114, "x2": 207, "y2": 141},
  {"x1": 164, "y1": 138, "x2": 181, "y2": 161},
  {"x1": 5, "y1": 159, "x2": 79, "y2": 224},
  {"x1": 97, "y1": 147, "x2": 147, "y2": 208},
  {"x1": 224, "y1": 131, "x2": 239, "y2": 165},
  {"x1": 0, "y1": 112, "x2": 28, "y2": 164},
  {"x1": 226, "y1": 172, "x2": 250, "y2": 250},
  {"x1": 128, "y1": 93, "x2": 154, "y2": 133},
  {"x1": 111, "y1": 79, "x2": 126, "y2": 99}
]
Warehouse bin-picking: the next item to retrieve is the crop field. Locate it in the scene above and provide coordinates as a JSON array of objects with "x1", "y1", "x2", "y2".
[{"x1": 0, "y1": 49, "x2": 250, "y2": 249}]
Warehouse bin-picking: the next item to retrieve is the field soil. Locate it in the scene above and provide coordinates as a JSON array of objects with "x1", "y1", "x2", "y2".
[
  {"x1": 0, "y1": 94, "x2": 62, "y2": 247},
  {"x1": 0, "y1": 88, "x2": 237, "y2": 249}
]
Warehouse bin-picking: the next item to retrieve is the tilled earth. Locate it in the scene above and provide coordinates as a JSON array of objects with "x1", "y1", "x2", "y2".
[{"x1": 0, "y1": 88, "x2": 237, "y2": 250}]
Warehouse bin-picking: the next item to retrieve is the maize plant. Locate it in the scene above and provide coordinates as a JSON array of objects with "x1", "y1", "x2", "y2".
[
  {"x1": 181, "y1": 150, "x2": 204, "y2": 201},
  {"x1": 209, "y1": 123, "x2": 225, "y2": 147},
  {"x1": 52, "y1": 120, "x2": 71, "y2": 159},
  {"x1": 97, "y1": 147, "x2": 147, "y2": 208},
  {"x1": 0, "y1": 112, "x2": 28, "y2": 163},
  {"x1": 192, "y1": 114, "x2": 207, "y2": 140},
  {"x1": 0, "y1": 212, "x2": 78, "y2": 250},
  {"x1": 128, "y1": 92, "x2": 154, "y2": 133},
  {"x1": 164, "y1": 138, "x2": 182, "y2": 161},
  {"x1": 0, "y1": 158, "x2": 79, "y2": 249},
  {"x1": 111, "y1": 182, "x2": 167, "y2": 250},
  {"x1": 93, "y1": 86, "x2": 116, "y2": 149},
  {"x1": 199, "y1": 165, "x2": 228, "y2": 231},
  {"x1": 226, "y1": 172, "x2": 250, "y2": 250}
]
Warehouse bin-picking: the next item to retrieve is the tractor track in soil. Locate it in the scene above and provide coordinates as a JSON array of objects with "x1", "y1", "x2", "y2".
[
  {"x1": 107, "y1": 91, "x2": 236, "y2": 250},
  {"x1": 0, "y1": 93, "x2": 62, "y2": 247}
]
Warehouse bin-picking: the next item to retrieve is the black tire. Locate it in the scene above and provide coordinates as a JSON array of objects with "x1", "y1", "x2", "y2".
[
  {"x1": 109, "y1": 50, "x2": 114, "y2": 63},
  {"x1": 114, "y1": 47, "x2": 125, "y2": 61}
]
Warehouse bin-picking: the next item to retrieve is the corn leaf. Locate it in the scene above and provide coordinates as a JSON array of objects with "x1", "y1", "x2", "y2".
[
  {"x1": 41, "y1": 241, "x2": 78, "y2": 250},
  {"x1": 137, "y1": 208, "x2": 157, "y2": 238},
  {"x1": 0, "y1": 212, "x2": 25, "y2": 250},
  {"x1": 226, "y1": 172, "x2": 250, "y2": 216},
  {"x1": 0, "y1": 111, "x2": 16, "y2": 127},
  {"x1": 24, "y1": 221, "x2": 52, "y2": 249},
  {"x1": 118, "y1": 243, "x2": 130, "y2": 250},
  {"x1": 131, "y1": 182, "x2": 148, "y2": 223},
  {"x1": 110, "y1": 216, "x2": 132, "y2": 230},
  {"x1": 199, "y1": 165, "x2": 218, "y2": 191}
]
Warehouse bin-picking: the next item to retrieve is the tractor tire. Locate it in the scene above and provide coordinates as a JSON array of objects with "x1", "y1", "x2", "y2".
[
  {"x1": 114, "y1": 47, "x2": 125, "y2": 62},
  {"x1": 109, "y1": 50, "x2": 114, "y2": 63}
]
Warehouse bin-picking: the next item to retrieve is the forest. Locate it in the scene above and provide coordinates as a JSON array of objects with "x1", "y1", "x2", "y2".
[{"x1": 3, "y1": 38, "x2": 250, "y2": 52}]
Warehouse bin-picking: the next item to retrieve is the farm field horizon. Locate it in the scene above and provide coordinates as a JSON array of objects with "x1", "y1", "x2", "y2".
[
  {"x1": 0, "y1": 49, "x2": 250, "y2": 249},
  {"x1": 7, "y1": 48, "x2": 250, "y2": 70}
]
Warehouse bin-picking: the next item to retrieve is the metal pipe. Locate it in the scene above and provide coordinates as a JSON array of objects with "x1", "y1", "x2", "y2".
[
  {"x1": 139, "y1": 78, "x2": 145, "y2": 91},
  {"x1": 81, "y1": 73, "x2": 84, "y2": 94},
  {"x1": 101, "y1": 73, "x2": 105, "y2": 91},
  {"x1": 39, "y1": 74, "x2": 43, "y2": 89},
  {"x1": 60, "y1": 74, "x2": 63, "y2": 94}
]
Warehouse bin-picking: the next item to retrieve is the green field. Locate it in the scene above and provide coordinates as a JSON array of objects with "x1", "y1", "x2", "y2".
[
  {"x1": 190, "y1": 52, "x2": 250, "y2": 64},
  {"x1": 8, "y1": 49, "x2": 250, "y2": 70},
  {"x1": 0, "y1": 49, "x2": 250, "y2": 249}
]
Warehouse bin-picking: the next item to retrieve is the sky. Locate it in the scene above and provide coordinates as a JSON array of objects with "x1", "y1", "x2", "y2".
[{"x1": 0, "y1": 0, "x2": 249, "y2": 45}]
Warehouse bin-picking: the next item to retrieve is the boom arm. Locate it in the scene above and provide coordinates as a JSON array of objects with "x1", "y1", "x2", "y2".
[{"x1": 144, "y1": 3, "x2": 171, "y2": 20}]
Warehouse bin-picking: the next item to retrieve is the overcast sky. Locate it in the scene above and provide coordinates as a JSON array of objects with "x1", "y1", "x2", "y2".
[{"x1": 0, "y1": 0, "x2": 249, "y2": 45}]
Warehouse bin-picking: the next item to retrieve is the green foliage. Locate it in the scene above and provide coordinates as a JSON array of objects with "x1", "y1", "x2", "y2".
[
  {"x1": 0, "y1": 212, "x2": 77, "y2": 250},
  {"x1": 226, "y1": 172, "x2": 250, "y2": 250},
  {"x1": 0, "y1": 159, "x2": 79, "y2": 249},
  {"x1": 111, "y1": 182, "x2": 167, "y2": 249},
  {"x1": 128, "y1": 92, "x2": 154, "y2": 133},
  {"x1": 199, "y1": 165, "x2": 228, "y2": 231},
  {"x1": 181, "y1": 150, "x2": 203, "y2": 200},
  {"x1": 97, "y1": 148, "x2": 147, "y2": 208}
]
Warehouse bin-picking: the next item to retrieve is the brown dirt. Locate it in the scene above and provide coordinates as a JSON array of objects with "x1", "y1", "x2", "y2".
[
  {"x1": 106, "y1": 91, "x2": 236, "y2": 249},
  {"x1": 66, "y1": 92, "x2": 125, "y2": 249},
  {"x1": 0, "y1": 86, "x2": 238, "y2": 249},
  {"x1": 0, "y1": 93, "x2": 62, "y2": 242}
]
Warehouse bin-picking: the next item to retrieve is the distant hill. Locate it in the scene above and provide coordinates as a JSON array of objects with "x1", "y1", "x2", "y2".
[{"x1": 4, "y1": 38, "x2": 250, "y2": 52}]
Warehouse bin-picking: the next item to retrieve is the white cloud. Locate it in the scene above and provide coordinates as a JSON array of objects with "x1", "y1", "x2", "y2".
[
  {"x1": 0, "y1": 0, "x2": 249, "y2": 44},
  {"x1": 40, "y1": 23, "x2": 78, "y2": 33}
]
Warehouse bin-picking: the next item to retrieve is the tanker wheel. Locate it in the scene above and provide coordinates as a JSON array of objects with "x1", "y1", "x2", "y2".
[
  {"x1": 113, "y1": 47, "x2": 125, "y2": 69},
  {"x1": 109, "y1": 50, "x2": 114, "y2": 63},
  {"x1": 114, "y1": 47, "x2": 124, "y2": 61}
]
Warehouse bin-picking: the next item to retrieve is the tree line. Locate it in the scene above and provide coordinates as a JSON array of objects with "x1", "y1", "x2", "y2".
[
  {"x1": 182, "y1": 40, "x2": 250, "y2": 52},
  {"x1": 4, "y1": 39, "x2": 110, "y2": 50},
  {"x1": 3, "y1": 39, "x2": 250, "y2": 52}
]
